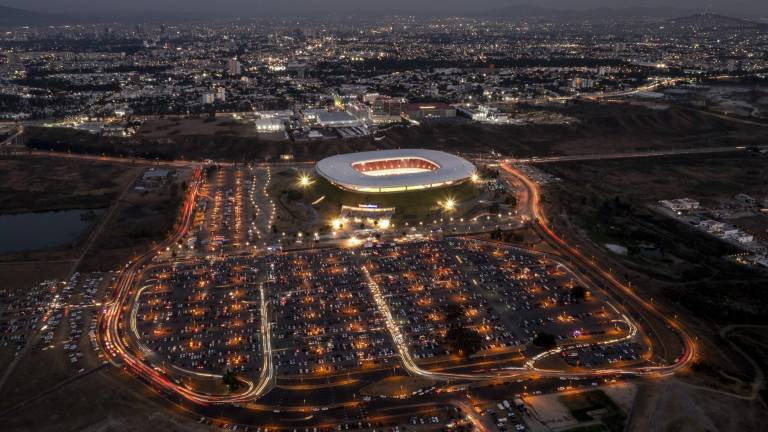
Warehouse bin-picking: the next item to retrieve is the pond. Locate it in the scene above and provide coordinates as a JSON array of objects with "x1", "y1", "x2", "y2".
[{"x1": 0, "y1": 209, "x2": 103, "y2": 253}]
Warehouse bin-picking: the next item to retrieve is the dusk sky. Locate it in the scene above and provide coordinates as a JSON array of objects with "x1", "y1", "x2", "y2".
[{"x1": 3, "y1": 0, "x2": 768, "y2": 15}]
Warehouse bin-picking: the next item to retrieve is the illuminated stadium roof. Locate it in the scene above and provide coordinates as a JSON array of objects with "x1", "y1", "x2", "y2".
[{"x1": 316, "y1": 149, "x2": 476, "y2": 193}]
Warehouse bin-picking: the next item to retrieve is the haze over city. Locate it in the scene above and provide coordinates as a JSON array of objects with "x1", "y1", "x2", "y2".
[
  {"x1": 2, "y1": 0, "x2": 768, "y2": 15},
  {"x1": 0, "y1": 1, "x2": 767, "y2": 431}
]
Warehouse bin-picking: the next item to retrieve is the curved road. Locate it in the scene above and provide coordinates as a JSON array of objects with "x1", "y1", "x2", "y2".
[{"x1": 97, "y1": 166, "x2": 274, "y2": 404}]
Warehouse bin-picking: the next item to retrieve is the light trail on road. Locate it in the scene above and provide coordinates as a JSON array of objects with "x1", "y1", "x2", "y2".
[
  {"x1": 97, "y1": 166, "x2": 274, "y2": 405},
  {"x1": 359, "y1": 164, "x2": 696, "y2": 384},
  {"x1": 499, "y1": 162, "x2": 697, "y2": 377}
]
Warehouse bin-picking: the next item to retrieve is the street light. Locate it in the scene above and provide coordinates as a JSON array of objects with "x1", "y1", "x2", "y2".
[
  {"x1": 298, "y1": 173, "x2": 313, "y2": 187},
  {"x1": 441, "y1": 197, "x2": 456, "y2": 212}
]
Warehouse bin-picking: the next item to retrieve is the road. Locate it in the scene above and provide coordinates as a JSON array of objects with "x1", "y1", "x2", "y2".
[
  {"x1": 512, "y1": 145, "x2": 766, "y2": 165},
  {"x1": 0, "y1": 164, "x2": 141, "y2": 395},
  {"x1": 0, "y1": 125, "x2": 24, "y2": 148},
  {"x1": 97, "y1": 166, "x2": 274, "y2": 404},
  {"x1": 498, "y1": 162, "x2": 697, "y2": 377},
  {"x1": 357, "y1": 162, "x2": 697, "y2": 384}
]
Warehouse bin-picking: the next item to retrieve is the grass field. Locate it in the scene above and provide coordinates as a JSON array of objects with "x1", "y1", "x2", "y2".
[
  {"x1": 559, "y1": 390, "x2": 625, "y2": 432},
  {"x1": 0, "y1": 155, "x2": 138, "y2": 213},
  {"x1": 271, "y1": 167, "x2": 482, "y2": 232},
  {"x1": 310, "y1": 176, "x2": 480, "y2": 221},
  {"x1": 541, "y1": 152, "x2": 768, "y2": 323},
  {"x1": 78, "y1": 169, "x2": 190, "y2": 271}
]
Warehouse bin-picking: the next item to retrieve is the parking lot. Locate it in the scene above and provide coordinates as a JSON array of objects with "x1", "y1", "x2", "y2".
[
  {"x1": 136, "y1": 259, "x2": 264, "y2": 374},
  {"x1": 184, "y1": 167, "x2": 258, "y2": 256},
  {"x1": 266, "y1": 248, "x2": 398, "y2": 377},
  {"x1": 363, "y1": 239, "x2": 635, "y2": 370}
]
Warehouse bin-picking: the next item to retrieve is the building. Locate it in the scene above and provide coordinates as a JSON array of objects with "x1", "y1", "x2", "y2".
[
  {"x1": 316, "y1": 149, "x2": 476, "y2": 194},
  {"x1": 255, "y1": 110, "x2": 293, "y2": 120},
  {"x1": 402, "y1": 103, "x2": 456, "y2": 120},
  {"x1": 660, "y1": 198, "x2": 700, "y2": 212},
  {"x1": 457, "y1": 105, "x2": 510, "y2": 123},
  {"x1": 371, "y1": 98, "x2": 406, "y2": 124},
  {"x1": 286, "y1": 62, "x2": 309, "y2": 79},
  {"x1": 255, "y1": 118, "x2": 285, "y2": 133},
  {"x1": 228, "y1": 58, "x2": 242, "y2": 76},
  {"x1": 143, "y1": 168, "x2": 171, "y2": 181},
  {"x1": 215, "y1": 87, "x2": 226, "y2": 102},
  {"x1": 315, "y1": 111, "x2": 361, "y2": 128},
  {"x1": 571, "y1": 77, "x2": 595, "y2": 90},
  {"x1": 735, "y1": 194, "x2": 756, "y2": 206}
]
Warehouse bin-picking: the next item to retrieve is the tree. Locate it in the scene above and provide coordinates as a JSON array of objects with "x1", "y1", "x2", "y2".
[
  {"x1": 446, "y1": 327, "x2": 483, "y2": 358},
  {"x1": 285, "y1": 189, "x2": 302, "y2": 201},
  {"x1": 532, "y1": 332, "x2": 557, "y2": 350},
  {"x1": 570, "y1": 285, "x2": 588, "y2": 302},
  {"x1": 222, "y1": 369, "x2": 241, "y2": 390},
  {"x1": 444, "y1": 303, "x2": 465, "y2": 326}
]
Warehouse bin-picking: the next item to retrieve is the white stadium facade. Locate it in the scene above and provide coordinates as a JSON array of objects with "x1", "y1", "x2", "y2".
[{"x1": 316, "y1": 149, "x2": 476, "y2": 194}]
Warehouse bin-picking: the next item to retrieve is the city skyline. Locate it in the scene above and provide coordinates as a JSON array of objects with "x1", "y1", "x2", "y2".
[
  {"x1": 2, "y1": 0, "x2": 768, "y2": 16},
  {"x1": 0, "y1": 7, "x2": 766, "y2": 432}
]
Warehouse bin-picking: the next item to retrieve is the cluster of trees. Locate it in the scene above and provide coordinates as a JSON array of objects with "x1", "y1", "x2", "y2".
[
  {"x1": 490, "y1": 227, "x2": 525, "y2": 243},
  {"x1": 444, "y1": 304, "x2": 483, "y2": 358},
  {"x1": 222, "y1": 369, "x2": 241, "y2": 390},
  {"x1": 532, "y1": 332, "x2": 557, "y2": 350}
]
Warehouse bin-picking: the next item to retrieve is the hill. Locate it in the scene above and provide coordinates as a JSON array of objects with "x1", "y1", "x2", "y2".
[
  {"x1": 478, "y1": 5, "x2": 696, "y2": 20},
  {"x1": 667, "y1": 13, "x2": 768, "y2": 29},
  {"x1": 0, "y1": 5, "x2": 53, "y2": 25}
]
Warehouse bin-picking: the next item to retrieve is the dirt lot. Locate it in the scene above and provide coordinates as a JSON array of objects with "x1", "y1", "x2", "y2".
[
  {"x1": 542, "y1": 152, "x2": 768, "y2": 208},
  {"x1": 0, "y1": 261, "x2": 72, "y2": 294},
  {"x1": 377, "y1": 102, "x2": 768, "y2": 159},
  {"x1": 627, "y1": 379, "x2": 766, "y2": 432},
  {"x1": 2, "y1": 368, "x2": 208, "y2": 432}
]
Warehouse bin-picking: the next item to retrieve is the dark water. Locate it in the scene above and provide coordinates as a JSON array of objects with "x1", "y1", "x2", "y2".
[{"x1": 0, "y1": 209, "x2": 102, "y2": 253}]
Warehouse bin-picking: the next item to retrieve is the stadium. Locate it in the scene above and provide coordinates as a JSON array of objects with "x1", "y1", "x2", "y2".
[{"x1": 316, "y1": 149, "x2": 477, "y2": 194}]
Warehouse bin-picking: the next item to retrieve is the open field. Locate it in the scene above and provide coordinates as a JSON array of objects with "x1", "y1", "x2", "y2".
[
  {"x1": 78, "y1": 168, "x2": 191, "y2": 271},
  {"x1": 540, "y1": 152, "x2": 768, "y2": 325},
  {"x1": 139, "y1": 116, "x2": 259, "y2": 139},
  {"x1": 24, "y1": 102, "x2": 768, "y2": 162},
  {"x1": 537, "y1": 152, "x2": 768, "y2": 421},
  {"x1": 0, "y1": 155, "x2": 138, "y2": 214},
  {"x1": 627, "y1": 379, "x2": 766, "y2": 432},
  {"x1": 2, "y1": 367, "x2": 208, "y2": 432}
]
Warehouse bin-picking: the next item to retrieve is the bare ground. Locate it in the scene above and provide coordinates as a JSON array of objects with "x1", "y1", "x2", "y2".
[{"x1": 627, "y1": 380, "x2": 766, "y2": 432}]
